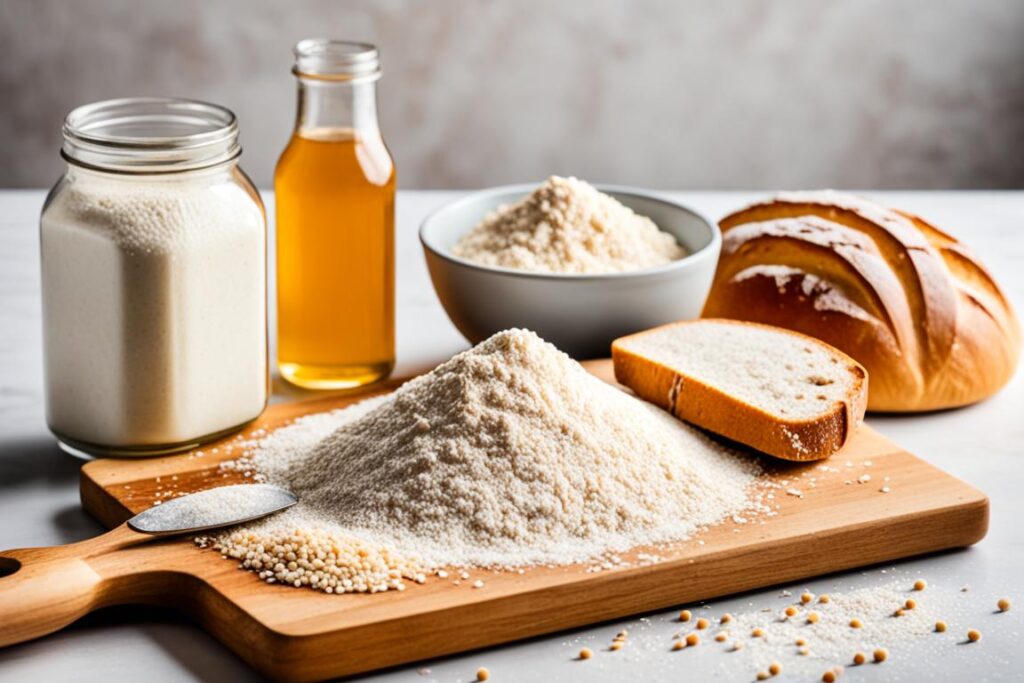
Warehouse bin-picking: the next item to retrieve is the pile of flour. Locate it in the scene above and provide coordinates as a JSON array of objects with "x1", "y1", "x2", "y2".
[
  {"x1": 214, "y1": 330, "x2": 759, "y2": 591},
  {"x1": 452, "y1": 176, "x2": 686, "y2": 274}
]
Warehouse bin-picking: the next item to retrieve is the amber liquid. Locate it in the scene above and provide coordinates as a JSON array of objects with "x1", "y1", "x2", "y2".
[{"x1": 274, "y1": 128, "x2": 395, "y2": 389}]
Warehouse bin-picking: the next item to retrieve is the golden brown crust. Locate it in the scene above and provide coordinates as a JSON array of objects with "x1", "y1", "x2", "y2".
[
  {"x1": 707, "y1": 192, "x2": 1020, "y2": 412},
  {"x1": 612, "y1": 320, "x2": 868, "y2": 462}
]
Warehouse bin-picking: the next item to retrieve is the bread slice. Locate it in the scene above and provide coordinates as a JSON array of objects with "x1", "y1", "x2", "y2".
[{"x1": 612, "y1": 319, "x2": 868, "y2": 461}]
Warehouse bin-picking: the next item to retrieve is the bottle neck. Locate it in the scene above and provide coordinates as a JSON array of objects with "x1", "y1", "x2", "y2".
[{"x1": 295, "y1": 78, "x2": 380, "y2": 138}]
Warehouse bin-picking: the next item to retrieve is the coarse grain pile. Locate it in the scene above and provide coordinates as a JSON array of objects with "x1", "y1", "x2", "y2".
[
  {"x1": 452, "y1": 176, "x2": 686, "y2": 274},
  {"x1": 211, "y1": 329, "x2": 760, "y2": 593}
]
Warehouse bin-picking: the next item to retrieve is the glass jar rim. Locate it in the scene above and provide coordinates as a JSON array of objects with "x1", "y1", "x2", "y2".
[
  {"x1": 293, "y1": 39, "x2": 381, "y2": 82},
  {"x1": 62, "y1": 97, "x2": 242, "y2": 174}
]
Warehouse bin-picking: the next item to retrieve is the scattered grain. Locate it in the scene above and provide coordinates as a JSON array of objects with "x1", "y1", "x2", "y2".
[
  {"x1": 696, "y1": 617, "x2": 710, "y2": 630},
  {"x1": 997, "y1": 598, "x2": 1010, "y2": 612},
  {"x1": 807, "y1": 612, "x2": 820, "y2": 624},
  {"x1": 801, "y1": 592, "x2": 815, "y2": 604},
  {"x1": 476, "y1": 667, "x2": 490, "y2": 681},
  {"x1": 935, "y1": 621, "x2": 947, "y2": 632},
  {"x1": 853, "y1": 652, "x2": 866, "y2": 665},
  {"x1": 686, "y1": 633, "x2": 700, "y2": 647},
  {"x1": 849, "y1": 618, "x2": 862, "y2": 629},
  {"x1": 679, "y1": 610, "x2": 692, "y2": 622},
  {"x1": 967, "y1": 629, "x2": 981, "y2": 642},
  {"x1": 578, "y1": 647, "x2": 592, "y2": 660},
  {"x1": 769, "y1": 662, "x2": 782, "y2": 675},
  {"x1": 873, "y1": 647, "x2": 888, "y2": 662},
  {"x1": 913, "y1": 579, "x2": 927, "y2": 591}
]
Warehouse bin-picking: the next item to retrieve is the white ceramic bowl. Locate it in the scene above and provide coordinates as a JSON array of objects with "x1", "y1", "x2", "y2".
[{"x1": 420, "y1": 184, "x2": 721, "y2": 358}]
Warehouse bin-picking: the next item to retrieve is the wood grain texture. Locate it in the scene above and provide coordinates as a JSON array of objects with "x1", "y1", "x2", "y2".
[{"x1": 9, "y1": 360, "x2": 986, "y2": 681}]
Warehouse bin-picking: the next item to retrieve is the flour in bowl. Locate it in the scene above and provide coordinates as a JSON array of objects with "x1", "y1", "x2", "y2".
[
  {"x1": 452, "y1": 176, "x2": 686, "y2": 274},
  {"x1": 211, "y1": 330, "x2": 759, "y2": 593}
]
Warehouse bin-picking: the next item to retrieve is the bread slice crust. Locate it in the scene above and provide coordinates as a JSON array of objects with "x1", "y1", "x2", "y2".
[{"x1": 612, "y1": 319, "x2": 868, "y2": 462}]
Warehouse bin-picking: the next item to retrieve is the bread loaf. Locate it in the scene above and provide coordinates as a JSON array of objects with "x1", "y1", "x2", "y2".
[
  {"x1": 704, "y1": 191, "x2": 1020, "y2": 412},
  {"x1": 613, "y1": 319, "x2": 867, "y2": 461}
]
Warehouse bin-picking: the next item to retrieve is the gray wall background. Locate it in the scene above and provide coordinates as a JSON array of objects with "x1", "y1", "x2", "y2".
[{"x1": 2, "y1": 0, "x2": 1023, "y2": 190}]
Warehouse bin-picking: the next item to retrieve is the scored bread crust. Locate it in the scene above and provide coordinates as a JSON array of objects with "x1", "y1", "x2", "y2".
[
  {"x1": 612, "y1": 319, "x2": 868, "y2": 462},
  {"x1": 707, "y1": 191, "x2": 1020, "y2": 412}
]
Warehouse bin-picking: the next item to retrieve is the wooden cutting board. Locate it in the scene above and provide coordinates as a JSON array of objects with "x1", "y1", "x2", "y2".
[{"x1": 73, "y1": 360, "x2": 987, "y2": 681}]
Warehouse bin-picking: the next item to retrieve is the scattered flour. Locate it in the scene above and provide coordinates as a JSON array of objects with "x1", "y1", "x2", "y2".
[
  {"x1": 699, "y1": 580, "x2": 944, "y2": 676},
  {"x1": 565, "y1": 577, "x2": 1007, "y2": 681},
  {"x1": 452, "y1": 176, "x2": 686, "y2": 274},
  {"x1": 211, "y1": 329, "x2": 761, "y2": 593}
]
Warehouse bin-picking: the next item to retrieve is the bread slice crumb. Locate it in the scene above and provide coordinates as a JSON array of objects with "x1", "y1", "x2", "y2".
[{"x1": 612, "y1": 319, "x2": 867, "y2": 461}]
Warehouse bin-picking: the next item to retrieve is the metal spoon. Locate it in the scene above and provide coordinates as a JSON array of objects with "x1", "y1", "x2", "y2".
[{"x1": 127, "y1": 483, "x2": 297, "y2": 536}]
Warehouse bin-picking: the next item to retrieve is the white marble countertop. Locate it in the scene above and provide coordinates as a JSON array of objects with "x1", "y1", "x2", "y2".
[{"x1": 0, "y1": 189, "x2": 1021, "y2": 682}]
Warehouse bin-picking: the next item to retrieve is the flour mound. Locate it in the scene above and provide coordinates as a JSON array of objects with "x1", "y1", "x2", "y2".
[
  {"x1": 249, "y1": 329, "x2": 758, "y2": 567},
  {"x1": 452, "y1": 176, "x2": 686, "y2": 274}
]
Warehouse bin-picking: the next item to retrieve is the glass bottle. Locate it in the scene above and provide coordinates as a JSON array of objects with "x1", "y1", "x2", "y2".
[{"x1": 275, "y1": 40, "x2": 396, "y2": 389}]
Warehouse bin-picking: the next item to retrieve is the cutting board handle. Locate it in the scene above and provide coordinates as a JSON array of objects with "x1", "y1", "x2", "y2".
[{"x1": 0, "y1": 523, "x2": 148, "y2": 648}]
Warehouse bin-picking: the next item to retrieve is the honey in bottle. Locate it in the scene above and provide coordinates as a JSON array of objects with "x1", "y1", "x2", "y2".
[{"x1": 275, "y1": 40, "x2": 395, "y2": 389}]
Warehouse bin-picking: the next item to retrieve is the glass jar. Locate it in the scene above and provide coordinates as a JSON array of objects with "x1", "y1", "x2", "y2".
[
  {"x1": 275, "y1": 40, "x2": 396, "y2": 389},
  {"x1": 40, "y1": 98, "x2": 268, "y2": 458}
]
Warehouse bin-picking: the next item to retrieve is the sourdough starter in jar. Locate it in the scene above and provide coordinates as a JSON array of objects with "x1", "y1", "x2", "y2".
[{"x1": 40, "y1": 98, "x2": 268, "y2": 457}]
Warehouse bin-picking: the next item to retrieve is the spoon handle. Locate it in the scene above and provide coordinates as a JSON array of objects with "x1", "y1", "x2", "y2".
[{"x1": 0, "y1": 523, "x2": 147, "y2": 648}]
